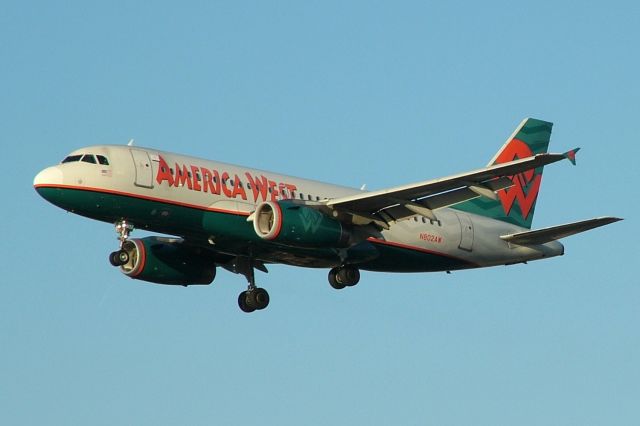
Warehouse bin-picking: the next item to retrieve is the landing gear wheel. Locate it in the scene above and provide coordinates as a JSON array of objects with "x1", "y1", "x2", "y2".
[
  {"x1": 328, "y1": 268, "x2": 346, "y2": 290},
  {"x1": 253, "y1": 288, "x2": 270, "y2": 310},
  {"x1": 117, "y1": 249, "x2": 129, "y2": 265},
  {"x1": 109, "y1": 251, "x2": 121, "y2": 266},
  {"x1": 234, "y1": 254, "x2": 271, "y2": 312},
  {"x1": 237, "y1": 288, "x2": 269, "y2": 313},
  {"x1": 109, "y1": 220, "x2": 135, "y2": 267},
  {"x1": 329, "y1": 266, "x2": 360, "y2": 289},
  {"x1": 338, "y1": 266, "x2": 360, "y2": 287},
  {"x1": 109, "y1": 250, "x2": 129, "y2": 267},
  {"x1": 238, "y1": 291, "x2": 256, "y2": 313}
]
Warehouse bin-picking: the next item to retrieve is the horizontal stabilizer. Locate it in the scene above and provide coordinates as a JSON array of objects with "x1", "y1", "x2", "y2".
[
  {"x1": 500, "y1": 217, "x2": 622, "y2": 245},
  {"x1": 564, "y1": 147, "x2": 580, "y2": 165}
]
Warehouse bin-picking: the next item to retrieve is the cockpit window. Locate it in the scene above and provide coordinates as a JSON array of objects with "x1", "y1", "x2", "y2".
[
  {"x1": 81, "y1": 154, "x2": 97, "y2": 164},
  {"x1": 62, "y1": 155, "x2": 82, "y2": 163},
  {"x1": 61, "y1": 153, "x2": 110, "y2": 165}
]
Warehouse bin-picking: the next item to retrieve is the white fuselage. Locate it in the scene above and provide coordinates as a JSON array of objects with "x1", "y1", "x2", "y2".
[{"x1": 34, "y1": 145, "x2": 565, "y2": 271}]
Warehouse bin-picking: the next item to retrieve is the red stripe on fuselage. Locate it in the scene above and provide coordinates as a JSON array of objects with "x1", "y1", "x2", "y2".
[
  {"x1": 36, "y1": 183, "x2": 478, "y2": 268},
  {"x1": 367, "y1": 237, "x2": 478, "y2": 267},
  {"x1": 33, "y1": 183, "x2": 251, "y2": 216}
]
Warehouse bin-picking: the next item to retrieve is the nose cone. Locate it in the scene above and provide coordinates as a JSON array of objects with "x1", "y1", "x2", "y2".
[
  {"x1": 34, "y1": 166, "x2": 64, "y2": 187},
  {"x1": 34, "y1": 166, "x2": 65, "y2": 205}
]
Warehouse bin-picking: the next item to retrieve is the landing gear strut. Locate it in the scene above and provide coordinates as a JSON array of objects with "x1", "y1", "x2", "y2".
[
  {"x1": 108, "y1": 220, "x2": 134, "y2": 267},
  {"x1": 328, "y1": 265, "x2": 360, "y2": 289},
  {"x1": 234, "y1": 256, "x2": 270, "y2": 313}
]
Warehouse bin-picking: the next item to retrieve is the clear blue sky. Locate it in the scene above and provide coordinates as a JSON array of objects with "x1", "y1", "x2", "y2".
[{"x1": 2, "y1": 1, "x2": 638, "y2": 425}]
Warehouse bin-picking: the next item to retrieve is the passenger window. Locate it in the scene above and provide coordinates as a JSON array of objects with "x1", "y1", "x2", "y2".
[
  {"x1": 81, "y1": 154, "x2": 96, "y2": 164},
  {"x1": 96, "y1": 155, "x2": 109, "y2": 165},
  {"x1": 61, "y1": 155, "x2": 82, "y2": 163},
  {"x1": 299, "y1": 193, "x2": 304, "y2": 200},
  {"x1": 308, "y1": 194, "x2": 312, "y2": 201},
  {"x1": 316, "y1": 196, "x2": 320, "y2": 201}
]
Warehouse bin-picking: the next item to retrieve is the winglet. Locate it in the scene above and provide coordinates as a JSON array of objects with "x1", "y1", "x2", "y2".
[{"x1": 564, "y1": 147, "x2": 580, "y2": 165}]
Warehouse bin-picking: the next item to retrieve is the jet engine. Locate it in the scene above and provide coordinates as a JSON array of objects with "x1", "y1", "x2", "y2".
[
  {"x1": 252, "y1": 201, "x2": 350, "y2": 248},
  {"x1": 117, "y1": 237, "x2": 216, "y2": 285}
]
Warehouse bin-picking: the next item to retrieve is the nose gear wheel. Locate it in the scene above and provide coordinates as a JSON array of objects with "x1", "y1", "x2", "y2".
[{"x1": 109, "y1": 220, "x2": 135, "y2": 267}]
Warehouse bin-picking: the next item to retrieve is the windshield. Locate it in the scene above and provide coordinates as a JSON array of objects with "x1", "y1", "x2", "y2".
[
  {"x1": 61, "y1": 155, "x2": 82, "y2": 163},
  {"x1": 61, "y1": 153, "x2": 110, "y2": 165}
]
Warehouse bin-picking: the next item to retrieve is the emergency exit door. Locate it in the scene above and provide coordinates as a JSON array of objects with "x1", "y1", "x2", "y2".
[{"x1": 455, "y1": 212, "x2": 474, "y2": 251}]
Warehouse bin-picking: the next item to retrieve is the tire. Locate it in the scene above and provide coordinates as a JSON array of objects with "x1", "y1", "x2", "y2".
[
  {"x1": 336, "y1": 266, "x2": 360, "y2": 287},
  {"x1": 238, "y1": 291, "x2": 256, "y2": 313},
  {"x1": 253, "y1": 288, "x2": 270, "y2": 310},
  {"x1": 109, "y1": 251, "x2": 121, "y2": 266},
  {"x1": 328, "y1": 268, "x2": 345, "y2": 290}
]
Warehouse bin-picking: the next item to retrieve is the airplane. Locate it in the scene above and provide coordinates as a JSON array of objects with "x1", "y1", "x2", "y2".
[{"x1": 33, "y1": 118, "x2": 621, "y2": 313}]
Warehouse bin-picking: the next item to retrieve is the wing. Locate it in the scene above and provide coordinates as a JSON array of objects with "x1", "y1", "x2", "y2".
[
  {"x1": 500, "y1": 217, "x2": 623, "y2": 245},
  {"x1": 325, "y1": 150, "x2": 577, "y2": 227}
]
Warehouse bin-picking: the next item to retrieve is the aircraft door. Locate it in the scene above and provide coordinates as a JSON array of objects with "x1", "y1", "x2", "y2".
[
  {"x1": 455, "y1": 212, "x2": 474, "y2": 251},
  {"x1": 130, "y1": 149, "x2": 154, "y2": 188}
]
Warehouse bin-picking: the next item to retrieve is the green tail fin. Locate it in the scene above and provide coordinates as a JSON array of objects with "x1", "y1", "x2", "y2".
[{"x1": 454, "y1": 118, "x2": 553, "y2": 229}]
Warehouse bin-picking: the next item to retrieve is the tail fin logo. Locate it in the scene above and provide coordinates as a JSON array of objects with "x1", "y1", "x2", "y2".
[{"x1": 495, "y1": 138, "x2": 542, "y2": 220}]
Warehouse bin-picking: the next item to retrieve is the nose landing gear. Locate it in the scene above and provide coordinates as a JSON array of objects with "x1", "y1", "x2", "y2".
[{"x1": 108, "y1": 220, "x2": 135, "y2": 267}]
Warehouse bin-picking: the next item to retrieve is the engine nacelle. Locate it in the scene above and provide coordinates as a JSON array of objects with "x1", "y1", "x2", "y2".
[
  {"x1": 252, "y1": 201, "x2": 350, "y2": 248},
  {"x1": 119, "y1": 237, "x2": 216, "y2": 285}
]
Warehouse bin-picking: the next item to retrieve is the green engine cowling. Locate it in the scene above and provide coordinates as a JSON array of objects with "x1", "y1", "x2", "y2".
[
  {"x1": 252, "y1": 201, "x2": 350, "y2": 248},
  {"x1": 119, "y1": 237, "x2": 216, "y2": 285}
]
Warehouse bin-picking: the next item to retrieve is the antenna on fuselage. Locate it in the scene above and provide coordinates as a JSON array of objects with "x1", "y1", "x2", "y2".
[
  {"x1": 360, "y1": 184, "x2": 367, "y2": 191},
  {"x1": 127, "y1": 139, "x2": 135, "y2": 146}
]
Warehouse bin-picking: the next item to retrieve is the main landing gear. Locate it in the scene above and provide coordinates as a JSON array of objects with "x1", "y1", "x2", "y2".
[
  {"x1": 328, "y1": 265, "x2": 360, "y2": 289},
  {"x1": 233, "y1": 256, "x2": 270, "y2": 313},
  {"x1": 108, "y1": 220, "x2": 134, "y2": 267}
]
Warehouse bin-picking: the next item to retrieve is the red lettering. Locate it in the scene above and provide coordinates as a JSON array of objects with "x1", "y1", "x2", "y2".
[
  {"x1": 156, "y1": 155, "x2": 174, "y2": 186},
  {"x1": 232, "y1": 174, "x2": 247, "y2": 200},
  {"x1": 173, "y1": 163, "x2": 193, "y2": 189},
  {"x1": 278, "y1": 183, "x2": 289, "y2": 199},
  {"x1": 268, "y1": 180, "x2": 280, "y2": 201},
  {"x1": 220, "y1": 172, "x2": 233, "y2": 198},
  {"x1": 245, "y1": 173, "x2": 269, "y2": 202},
  {"x1": 284, "y1": 183, "x2": 297, "y2": 196},
  {"x1": 419, "y1": 233, "x2": 443, "y2": 244},
  {"x1": 201, "y1": 167, "x2": 220, "y2": 195},
  {"x1": 190, "y1": 165, "x2": 202, "y2": 191}
]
